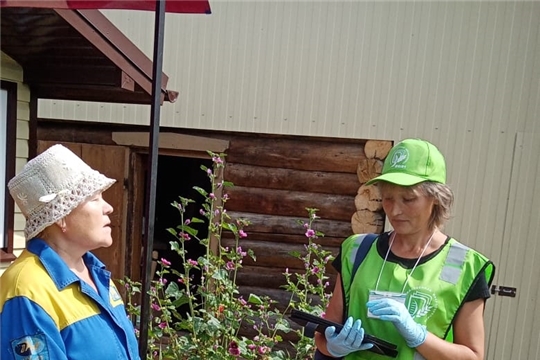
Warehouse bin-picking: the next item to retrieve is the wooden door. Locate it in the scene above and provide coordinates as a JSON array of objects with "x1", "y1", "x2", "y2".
[{"x1": 37, "y1": 141, "x2": 129, "y2": 282}]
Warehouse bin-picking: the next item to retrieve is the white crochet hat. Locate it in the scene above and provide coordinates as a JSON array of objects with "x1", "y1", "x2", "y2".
[{"x1": 7, "y1": 144, "x2": 116, "y2": 240}]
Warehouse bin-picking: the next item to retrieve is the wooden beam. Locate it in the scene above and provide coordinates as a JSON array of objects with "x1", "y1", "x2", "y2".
[{"x1": 112, "y1": 132, "x2": 230, "y2": 153}]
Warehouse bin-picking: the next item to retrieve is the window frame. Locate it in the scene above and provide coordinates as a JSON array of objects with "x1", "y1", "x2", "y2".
[{"x1": 1, "y1": 80, "x2": 17, "y2": 262}]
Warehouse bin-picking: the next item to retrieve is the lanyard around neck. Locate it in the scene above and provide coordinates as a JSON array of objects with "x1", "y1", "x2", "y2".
[{"x1": 374, "y1": 230, "x2": 436, "y2": 292}]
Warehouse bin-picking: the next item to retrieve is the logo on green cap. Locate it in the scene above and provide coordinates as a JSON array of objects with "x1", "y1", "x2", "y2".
[{"x1": 390, "y1": 147, "x2": 409, "y2": 169}]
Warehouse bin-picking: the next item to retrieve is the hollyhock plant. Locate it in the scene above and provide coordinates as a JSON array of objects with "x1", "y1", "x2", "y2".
[{"x1": 121, "y1": 152, "x2": 335, "y2": 359}]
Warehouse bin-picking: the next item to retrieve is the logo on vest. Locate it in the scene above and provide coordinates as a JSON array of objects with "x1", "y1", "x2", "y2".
[
  {"x1": 405, "y1": 287, "x2": 437, "y2": 321},
  {"x1": 390, "y1": 148, "x2": 409, "y2": 169}
]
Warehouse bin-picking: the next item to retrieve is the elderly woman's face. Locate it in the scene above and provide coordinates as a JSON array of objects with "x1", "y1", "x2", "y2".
[
  {"x1": 64, "y1": 192, "x2": 114, "y2": 250},
  {"x1": 379, "y1": 182, "x2": 436, "y2": 235}
]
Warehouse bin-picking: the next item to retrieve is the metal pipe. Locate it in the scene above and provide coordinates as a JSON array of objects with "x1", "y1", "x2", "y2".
[{"x1": 138, "y1": 0, "x2": 166, "y2": 357}]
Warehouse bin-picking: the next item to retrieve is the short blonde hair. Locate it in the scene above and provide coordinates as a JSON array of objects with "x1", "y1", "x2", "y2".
[{"x1": 416, "y1": 182, "x2": 454, "y2": 229}]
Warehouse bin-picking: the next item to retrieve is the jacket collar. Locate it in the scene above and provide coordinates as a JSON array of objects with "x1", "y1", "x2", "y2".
[{"x1": 27, "y1": 238, "x2": 106, "y2": 291}]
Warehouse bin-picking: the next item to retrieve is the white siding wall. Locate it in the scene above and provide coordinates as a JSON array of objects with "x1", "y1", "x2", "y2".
[
  {"x1": 37, "y1": 3, "x2": 540, "y2": 358},
  {"x1": 1, "y1": 52, "x2": 30, "y2": 272}
]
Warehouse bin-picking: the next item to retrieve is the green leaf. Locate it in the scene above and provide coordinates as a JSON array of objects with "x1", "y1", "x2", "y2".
[
  {"x1": 222, "y1": 181, "x2": 234, "y2": 188},
  {"x1": 189, "y1": 217, "x2": 205, "y2": 224},
  {"x1": 181, "y1": 225, "x2": 199, "y2": 237},
  {"x1": 193, "y1": 186, "x2": 208, "y2": 197},
  {"x1": 171, "y1": 296, "x2": 190, "y2": 308},
  {"x1": 275, "y1": 322, "x2": 291, "y2": 332},
  {"x1": 289, "y1": 250, "x2": 301, "y2": 258},
  {"x1": 169, "y1": 241, "x2": 181, "y2": 252},
  {"x1": 247, "y1": 293, "x2": 263, "y2": 305}
]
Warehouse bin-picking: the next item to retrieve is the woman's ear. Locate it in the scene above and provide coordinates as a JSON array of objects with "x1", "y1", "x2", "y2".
[{"x1": 55, "y1": 218, "x2": 67, "y2": 233}]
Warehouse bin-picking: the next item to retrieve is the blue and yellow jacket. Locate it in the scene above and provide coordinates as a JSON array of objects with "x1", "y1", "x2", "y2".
[{"x1": 0, "y1": 239, "x2": 140, "y2": 360}]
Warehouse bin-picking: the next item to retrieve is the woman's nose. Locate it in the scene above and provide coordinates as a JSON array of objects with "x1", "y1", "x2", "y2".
[{"x1": 103, "y1": 199, "x2": 114, "y2": 214}]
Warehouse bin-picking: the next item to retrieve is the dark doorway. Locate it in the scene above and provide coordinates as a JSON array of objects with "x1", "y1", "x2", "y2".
[{"x1": 150, "y1": 155, "x2": 212, "y2": 316}]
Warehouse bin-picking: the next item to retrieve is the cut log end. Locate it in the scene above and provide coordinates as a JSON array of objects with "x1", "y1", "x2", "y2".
[
  {"x1": 351, "y1": 210, "x2": 384, "y2": 234},
  {"x1": 364, "y1": 140, "x2": 393, "y2": 160},
  {"x1": 356, "y1": 158, "x2": 383, "y2": 184},
  {"x1": 355, "y1": 184, "x2": 382, "y2": 212}
]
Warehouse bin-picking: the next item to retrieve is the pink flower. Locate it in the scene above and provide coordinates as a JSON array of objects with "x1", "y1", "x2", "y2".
[
  {"x1": 236, "y1": 247, "x2": 247, "y2": 256},
  {"x1": 160, "y1": 258, "x2": 171, "y2": 266},
  {"x1": 158, "y1": 322, "x2": 166, "y2": 329},
  {"x1": 151, "y1": 303, "x2": 161, "y2": 311},
  {"x1": 239, "y1": 230, "x2": 247, "y2": 238},
  {"x1": 305, "y1": 229, "x2": 316, "y2": 238},
  {"x1": 187, "y1": 259, "x2": 198, "y2": 266},
  {"x1": 228, "y1": 341, "x2": 240, "y2": 356},
  {"x1": 209, "y1": 193, "x2": 216, "y2": 199},
  {"x1": 226, "y1": 261, "x2": 235, "y2": 270},
  {"x1": 184, "y1": 219, "x2": 191, "y2": 225}
]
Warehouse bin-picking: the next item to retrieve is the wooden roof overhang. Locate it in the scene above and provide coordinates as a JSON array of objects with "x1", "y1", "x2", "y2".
[{"x1": 1, "y1": 6, "x2": 178, "y2": 104}]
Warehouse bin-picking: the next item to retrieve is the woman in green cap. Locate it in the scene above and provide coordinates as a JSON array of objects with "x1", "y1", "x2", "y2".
[{"x1": 315, "y1": 138, "x2": 495, "y2": 360}]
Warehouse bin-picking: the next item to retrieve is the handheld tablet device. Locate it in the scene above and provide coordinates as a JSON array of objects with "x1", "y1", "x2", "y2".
[{"x1": 290, "y1": 309, "x2": 398, "y2": 358}]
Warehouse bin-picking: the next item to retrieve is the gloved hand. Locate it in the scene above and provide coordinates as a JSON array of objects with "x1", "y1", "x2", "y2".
[
  {"x1": 324, "y1": 316, "x2": 373, "y2": 357},
  {"x1": 366, "y1": 298, "x2": 427, "y2": 348}
]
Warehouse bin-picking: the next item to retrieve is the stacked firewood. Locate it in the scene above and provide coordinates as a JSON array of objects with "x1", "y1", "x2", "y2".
[{"x1": 351, "y1": 140, "x2": 392, "y2": 234}]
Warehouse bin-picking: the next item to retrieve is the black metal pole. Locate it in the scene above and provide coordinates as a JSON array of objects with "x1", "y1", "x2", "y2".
[{"x1": 138, "y1": 0, "x2": 166, "y2": 358}]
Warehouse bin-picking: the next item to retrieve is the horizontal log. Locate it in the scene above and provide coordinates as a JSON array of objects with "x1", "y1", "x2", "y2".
[
  {"x1": 227, "y1": 211, "x2": 353, "y2": 238},
  {"x1": 225, "y1": 186, "x2": 356, "y2": 222},
  {"x1": 112, "y1": 132, "x2": 230, "y2": 152},
  {"x1": 351, "y1": 210, "x2": 384, "y2": 234},
  {"x1": 224, "y1": 163, "x2": 359, "y2": 196},
  {"x1": 227, "y1": 137, "x2": 366, "y2": 173},
  {"x1": 234, "y1": 265, "x2": 337, "y2": 289},
  {"x1": 221, "y1": 231, "x2": 344, "y2": 248},
  {"x1": 222, "y1": 238, "x2": 338, "y2": 271}
]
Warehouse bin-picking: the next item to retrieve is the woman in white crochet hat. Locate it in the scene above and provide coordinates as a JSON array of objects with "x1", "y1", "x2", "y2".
[{"x1": 0, "y1": 144, "x2": 140, "y2": 360}]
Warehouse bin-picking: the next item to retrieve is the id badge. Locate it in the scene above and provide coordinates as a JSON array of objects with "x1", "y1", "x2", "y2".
[{"x1": 367, "y1": 290, "x2": 407, "y2": 319}]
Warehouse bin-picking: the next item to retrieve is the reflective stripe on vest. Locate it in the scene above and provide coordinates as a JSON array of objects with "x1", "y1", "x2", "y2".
[{"x1": 440, "y1": 242, "x2": 469, "y2": 284}]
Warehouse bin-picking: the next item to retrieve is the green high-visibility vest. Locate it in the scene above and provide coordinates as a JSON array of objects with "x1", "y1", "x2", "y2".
[{"x1": 340, "y1": 233, "x2": 494, "y2": 360}]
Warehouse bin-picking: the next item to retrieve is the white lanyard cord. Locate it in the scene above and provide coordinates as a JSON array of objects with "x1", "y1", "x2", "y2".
[
  {"x1": 401, "y1": 231, "x2": 435, "y2": 292},
  {"x1": 374, "y1": 230, "x2": 436, "y2": 292}
]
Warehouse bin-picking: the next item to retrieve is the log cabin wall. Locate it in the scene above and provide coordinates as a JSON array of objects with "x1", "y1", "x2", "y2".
[{"x1": 223, "y1": 135, "x2": 390, "y2": 309}]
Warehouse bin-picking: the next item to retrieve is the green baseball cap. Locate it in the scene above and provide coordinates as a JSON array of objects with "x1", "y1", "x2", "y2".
[{"x1": 365, "y1": 138, "x2": 446, "y2": 186}]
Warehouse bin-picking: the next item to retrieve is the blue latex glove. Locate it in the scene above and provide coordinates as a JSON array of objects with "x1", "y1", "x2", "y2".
[
  {"x1": 366, "y1": 298, "x2": 427, "y2": 348},
  {"x1": 324, "y1": 316, "x2": 374, "y2": 357}
]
